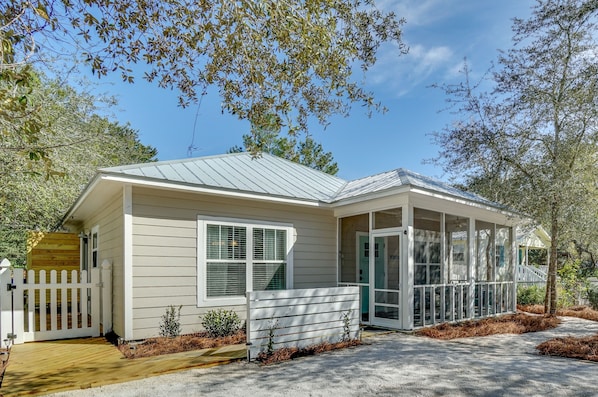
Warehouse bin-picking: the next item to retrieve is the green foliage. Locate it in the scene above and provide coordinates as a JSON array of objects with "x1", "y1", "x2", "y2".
[
  {"x1": 266, "y1": 319, "x2": 278, "y2": 356},
  {"x1": 1, "y1": 0, "x2": 407, "y2": 152},
  {"x1": 159, "y1": 305, "x2": 182, "y2": 338},
  {"x1": 557, "y1": 259, "x2": 588, "y2": 308},
  {"x1": 341, "y1": 310, "x2": 352, "y2": 341},
  {"x1": 235, "y1": 116, "x2": 339, "y2": 175},
  {"x1": 0, "y1": 71, "x2": 157, "y2": 265},
  {"x1": 432, "y1": 0, "x2": 598, "y2": 313},
  {"x1": 517, "y1": 285, "x2": 546, "y2": 306},
  {"x1": 200, "y1": 309, "x2": 242, "y2": 338}
]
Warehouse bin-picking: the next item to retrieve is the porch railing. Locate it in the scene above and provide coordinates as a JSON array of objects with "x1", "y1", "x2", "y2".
[
  {"x1": 413, "y1": 282, "x2": 469, "y2": 328},
  {"x1": 414, "y1": 281, "x2": 515, "y2": 327},
  {"x1": 339, "y1": 280, "x2": 515, "y2": 329},
  {"x1": 517, "y1": 264, "x2": 547, "y2": 285}
]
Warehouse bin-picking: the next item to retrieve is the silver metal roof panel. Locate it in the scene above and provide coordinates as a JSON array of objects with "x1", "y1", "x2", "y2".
[
  {"x1": 100, "y1": 152, "x2": 500, "y2": 208},
  {"x1": 101, "y1": 152, "x2": 346, "y2": 202}
]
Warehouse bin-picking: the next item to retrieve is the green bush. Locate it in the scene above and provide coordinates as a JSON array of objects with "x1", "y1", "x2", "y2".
[
  {"x1": 201, "y1": 309, "x2": 242, "y2": 338},
  {"x1": 159, "y1": 305, "x2": 182, "y2": 338},
  {"x1": 517, "y1": 284, "x2": 546, "y2": 305}
]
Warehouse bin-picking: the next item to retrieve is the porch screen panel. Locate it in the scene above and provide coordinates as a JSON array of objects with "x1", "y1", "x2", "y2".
[
  {"x1": 373, "y1": 207, "x2": 402, "y2": 229},
  {"x1": 445, "y1": 215, "x2": 468, "y2": 283},
  {"x1": 206, "y1": 224, "x2": 247, "y2": 297},
  {"x1": 339, "y1": 214, "x2": 369, "y2": 284},
  {"x1": 253, "y1": 228, "x2": 286, "y2": 291},
  {"x1": 414, "y1": 230, "x2": 441, "y2": 285},
  {"x1": 476, "y1": 221, "x2": 494, "y2": 281},
  {"x1": 495, "y1": 225, "x2": 512, "y2": 281},
  {"x1": 414, "y1": 208, "x2": 441, "y2": 285}
]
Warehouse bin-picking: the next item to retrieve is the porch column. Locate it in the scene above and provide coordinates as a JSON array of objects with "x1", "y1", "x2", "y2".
[
  {"x1": 401, "y1": 226, "x2": 414, "y2": 330},
  {"x1": 467, "y1": 219, "x2": 476, "y2": 318}
]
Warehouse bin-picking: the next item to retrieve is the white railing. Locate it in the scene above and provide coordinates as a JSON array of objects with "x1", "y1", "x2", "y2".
[
  {"x1": 517, "y1": 264, "x2": 547, "y2": 284},
  {"x1": 413, "y1": 283, "x2": 469, "y2": 328},
  {"x1": 414, "y1": 281, "x2": 515, "y2": 328},
  {"x1": 474, "y1": 281, "x2": 515, "y2": 318}
]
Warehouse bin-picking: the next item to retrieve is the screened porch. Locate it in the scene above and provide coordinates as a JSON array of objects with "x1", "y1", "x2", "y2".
[{"x1": 337, "y1": 205, "x2": 516, "y2": 330}]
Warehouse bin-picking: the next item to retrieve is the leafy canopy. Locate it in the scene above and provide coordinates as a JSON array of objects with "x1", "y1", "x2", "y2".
[
  {"x1": 2, "y1": 0, "x2": 407, "y2": 138},
  {"x1": 432, "y1": 0, "x2": 598, "y2": 313},
  {"x1": 0, "y1": 70, "x2": 157, "y2": 265}
]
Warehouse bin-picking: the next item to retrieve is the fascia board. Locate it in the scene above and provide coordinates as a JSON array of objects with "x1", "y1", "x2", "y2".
[
  {"x1": 100, "y1": 173, "x2": 328, "y2": 208},
  {"x1": 408, "y1": 187, "x2": 520, "y2": 220},
  {"x1": 330, "y1": 185, "x2": 412, "y2": 207},
  {"x1": 59, "y1": 173, "x2": 103, "y2": 227}
]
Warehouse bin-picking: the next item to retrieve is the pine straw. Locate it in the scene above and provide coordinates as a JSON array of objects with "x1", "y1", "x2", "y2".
[
  {"x1": 537, "y1": 335, "x2": 598, "y2": 362},
  {"x1": 256, "y1": 339, "x2": 361, "y2": 365},
  {"x1": 519, "y1": 305, "x2": 598, "y2": 362},
  {"x1": 415, "y1": 313, "x2": 560, "y2": 340},
  {"x1": 118, "y1": 330, "x2": 246, "y2": 359},
  {"x1": 518, "y1": 304, "x2": 598, "y2": 322}
]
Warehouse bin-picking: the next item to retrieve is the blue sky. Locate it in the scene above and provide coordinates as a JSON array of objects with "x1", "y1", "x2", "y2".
[{"x1": 99, "y1": 0, "x2": 534, "y2": 181}]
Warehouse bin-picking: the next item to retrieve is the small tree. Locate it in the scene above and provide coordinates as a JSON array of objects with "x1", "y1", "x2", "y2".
[{"x1": 159, "y1": 305, "x2": 182, "y2": 338}]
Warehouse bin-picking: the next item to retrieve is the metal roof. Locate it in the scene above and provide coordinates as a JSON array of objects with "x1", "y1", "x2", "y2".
[
  {"x1": 334, "y1": 168, "x2": 498, "y2": 206},
  {"x1": 99, "y1": 152, "x2": 501, "y2": 207},
  {"x1": 100, "y1": 152, "x2": 347, "y2": 203}
]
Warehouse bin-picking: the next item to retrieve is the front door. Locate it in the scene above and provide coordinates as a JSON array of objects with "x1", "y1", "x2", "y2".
[
  {"x1": 358, "y1": 234, "x2": 385, "y2": 323},
  {"x1": 371, "y1": 231, "x2": 402, "y2": 328}
]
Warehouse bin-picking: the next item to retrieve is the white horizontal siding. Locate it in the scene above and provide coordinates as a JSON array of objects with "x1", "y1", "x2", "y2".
[
  {"x1": 80, "y1": 191, "x2": 124, "y2": 336},
  {"x1": 247, "y1": 287, "x2": 360, "y2": 359},
  {"x1": 130, "y1": 186, "x2": 337, "y2": 340}
]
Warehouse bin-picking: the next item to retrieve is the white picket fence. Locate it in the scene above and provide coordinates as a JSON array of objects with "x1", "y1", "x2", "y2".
[
  {"x1": 246, "y1": 287, "x2": 360, "y2": 360},
  {"x1": 0, "y1": 259, "x2": 112, "y2": 344}
]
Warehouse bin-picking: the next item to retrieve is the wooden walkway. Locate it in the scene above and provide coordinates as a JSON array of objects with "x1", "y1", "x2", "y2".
[{"x1": 2, "y1": 338, "x2": 246, "y2": 396}]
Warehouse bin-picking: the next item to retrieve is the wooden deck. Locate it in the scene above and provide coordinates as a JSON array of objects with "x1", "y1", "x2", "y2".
[{"x1": 2, "y1": 338, "x2": 246, "y2": 396}]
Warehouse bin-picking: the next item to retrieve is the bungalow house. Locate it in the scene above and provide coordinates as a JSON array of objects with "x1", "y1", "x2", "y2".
[{"x1": 61, "y1": 152, "x2": 519, "y2": 341}]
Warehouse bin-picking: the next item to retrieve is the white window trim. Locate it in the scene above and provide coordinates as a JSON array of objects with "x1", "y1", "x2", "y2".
[{"x1": 197, "y1": 216, "x2": 295, "y2": 307}]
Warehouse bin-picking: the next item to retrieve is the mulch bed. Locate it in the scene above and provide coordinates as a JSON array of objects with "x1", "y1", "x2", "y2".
[
  {"x1": 537, "y1": 335, "x2": 598, "y2": 362},
  {"x1": 415, "y1": 313, "x2": 560, "y2": 340},
  {"x1": 518, "y1": 304, "x2": 598, "y2": 322},
  {"x1": 118, "y1": 330, "x2": 246, "y2": 359},
  {"x1": 518, "y1": 305, "x2": 598, "y2": 362},
  {"x1": 256, "y1": 339, "x2": 361, "y2": 365}
]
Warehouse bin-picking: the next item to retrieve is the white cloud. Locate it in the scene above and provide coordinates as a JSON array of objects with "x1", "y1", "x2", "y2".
[
  {"x1": 368, "y1": 43, "x2": 454, "y2": 96},
  {"x1": 377, "y1": 0, "x2": 471, "y2": 27}
]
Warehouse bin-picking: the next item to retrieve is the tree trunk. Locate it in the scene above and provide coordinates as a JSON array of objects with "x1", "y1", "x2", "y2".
[{"x1": 545, "y1": 203, "x2": 559, "y2": 314}]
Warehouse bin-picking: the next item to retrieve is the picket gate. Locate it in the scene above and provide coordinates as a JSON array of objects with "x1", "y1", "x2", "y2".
[{"x1": 0, "y1": 259, "x2": 112, "y2": 344}]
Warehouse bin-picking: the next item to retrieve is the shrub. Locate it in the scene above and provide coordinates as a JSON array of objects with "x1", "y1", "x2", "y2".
[
  {"x1": 517, "y1": 284, "x2": 546, "y2": 305},
  {"x1": 159, "y1": 305, "x2": 182, "y2": 338},
  {"x1": 201, "y1": 309, "x2": 242, "y2": 338}
]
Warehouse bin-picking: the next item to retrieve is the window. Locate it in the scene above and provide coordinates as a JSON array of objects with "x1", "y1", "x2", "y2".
[{"x1": 198, "y1": 217, "x2": 293, "y2": 307}]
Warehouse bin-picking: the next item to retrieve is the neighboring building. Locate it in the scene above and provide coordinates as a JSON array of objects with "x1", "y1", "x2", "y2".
[{"x1": 61, "y1": 152, "x2": 520, "y2": 340}]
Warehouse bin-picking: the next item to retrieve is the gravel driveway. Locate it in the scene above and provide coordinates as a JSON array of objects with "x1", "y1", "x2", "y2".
[{"x1": 50, "y1": 317, "x2": 598, "y2": 397}]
